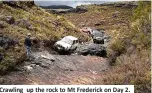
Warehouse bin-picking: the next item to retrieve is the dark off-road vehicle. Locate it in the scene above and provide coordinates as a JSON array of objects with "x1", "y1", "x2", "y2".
[{"x1": 91, "y1": 30, "x2": 105, "y2": 44}]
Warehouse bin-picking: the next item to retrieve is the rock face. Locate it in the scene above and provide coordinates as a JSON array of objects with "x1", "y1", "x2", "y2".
[
  {"x1": 32, "y1": 51, "x2": 55, "y2": 62},
  {"x1": 0, "y1": 35, "x2": 19, "y2": 50},
  {"x1": 0, "y1": 15, "x2": 33, "y2": 30},
  {"x1": 3, "y1": 1, "x2": 35, "y2": 9},
  {"x1": 114, "y1": 2, "x2": 138, "y2": 8},
  {"x1": 76, "y1": 43, "x2": 107, "y2": 57},
  {"x1": 1, "y1": 51, "x2": 109, "y2": 84}
]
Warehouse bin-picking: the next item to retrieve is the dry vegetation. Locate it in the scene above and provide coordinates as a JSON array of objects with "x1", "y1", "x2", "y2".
[
  {"x1": 0, "y1": 1, "x2": 89, "y2": 73},
  {"x1": 104, "y1": 2, "x2": 151, "y2": 93},
  {"x1": 63, "y1": 1, "x2": 151, "y2": 93}
]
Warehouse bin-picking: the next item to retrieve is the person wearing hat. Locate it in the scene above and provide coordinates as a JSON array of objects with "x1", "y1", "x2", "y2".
[{"x1": 24, "y1": 33, "x2": 32, "y2": 60}]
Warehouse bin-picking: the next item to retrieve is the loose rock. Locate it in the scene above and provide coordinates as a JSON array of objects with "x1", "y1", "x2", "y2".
[
  {"x1": 6, "y1": 16, "x2": 15, "y2": 24},
  {"x1": 76, "y1": 43, "x2": 107, "y2": 57}
]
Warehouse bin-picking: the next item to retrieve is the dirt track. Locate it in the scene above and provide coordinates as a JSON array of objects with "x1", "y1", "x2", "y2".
[{"x1": 1, "y1": 51, "x2": 109, "y2": 85}]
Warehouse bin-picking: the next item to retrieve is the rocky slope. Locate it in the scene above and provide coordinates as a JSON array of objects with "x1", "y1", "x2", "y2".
[
  {"x1": 0, "y1": 1, "x2": 90, "y2": 73},
  {"x1": 0, "y1": 51, "x2": 109, "y2": 85}
]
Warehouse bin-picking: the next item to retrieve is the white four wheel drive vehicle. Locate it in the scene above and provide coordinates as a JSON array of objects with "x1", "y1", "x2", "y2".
[{"x1": 54, "y1": 36, "x2": 79, "y2": 52}]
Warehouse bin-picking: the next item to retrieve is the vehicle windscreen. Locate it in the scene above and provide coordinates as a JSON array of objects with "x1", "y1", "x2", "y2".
[
  {"x1": 92, "y1": 30, "x2": 103, "y2": 37},
  {"x1": 61, "y1": 37, "x2": 73, "y2": 45}
]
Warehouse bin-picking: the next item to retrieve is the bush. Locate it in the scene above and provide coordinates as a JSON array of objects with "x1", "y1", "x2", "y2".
[
  {"x1": 0, "y1": 56, "x2": 15, "y2": 72},
  {"x1": 108, "y1": 1, "x2": 151, "y2": 62},
  {"x1": 109, "y1": 39, "x2": 126, "y2": 54}
]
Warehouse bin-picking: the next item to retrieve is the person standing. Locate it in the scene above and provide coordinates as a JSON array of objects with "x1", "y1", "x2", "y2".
[{"x1": 24, "y1": 33, "x2": 32, "y2": 60}]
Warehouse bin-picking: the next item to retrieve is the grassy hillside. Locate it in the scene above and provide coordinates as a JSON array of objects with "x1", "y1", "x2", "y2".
[
  {"x1": 103, "y1": 2, "x2": 151, "y2": 93},
  {"x1": 0, "y1": 1, "x2": 89, "y2": 73},
  {"x1": 63, "y1": 1, "x2": 151, "y2": 93}
]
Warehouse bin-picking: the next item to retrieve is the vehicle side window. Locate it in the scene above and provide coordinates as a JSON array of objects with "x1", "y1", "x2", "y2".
[
  {"x1": 73, "y1": 40, "x2": 76, "y2": 44},
  {"x1": 75, "y1": 40, "x2": 78, "y2": 43}
]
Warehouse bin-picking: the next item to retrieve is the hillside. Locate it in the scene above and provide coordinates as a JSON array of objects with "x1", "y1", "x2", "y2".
[
  {"x1": 40, "y1": 5, "x2": 73, "y2": 9},
  {"x1": 0, "y1": 1, "x2": 89, "y2": 73},
  {"x1": 63, "y1": 1, "x2": 151, "y2": 93},
  {"x1": 62, "y1": 3, "x2": 134, "y2": 36}
]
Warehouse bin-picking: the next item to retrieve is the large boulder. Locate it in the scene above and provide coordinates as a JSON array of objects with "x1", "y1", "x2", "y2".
[
  {"x1": 14, "y1": 19, "x2": 33, "y2": 30},
  {"x1": 76, "y1": 43, "x2": 107, "y2": 57},
  {"x1": 6, "y1": 16, "x2": 15, "y2": 24}
]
